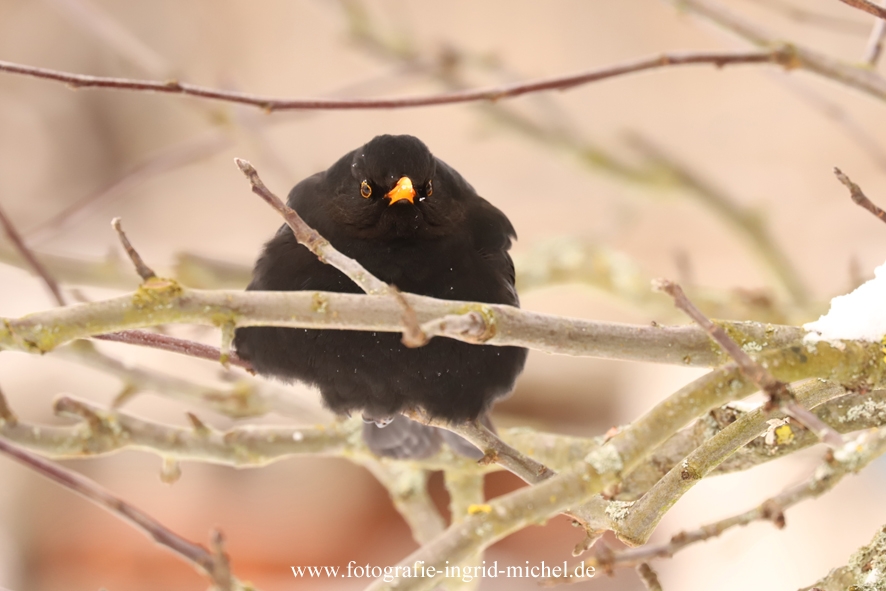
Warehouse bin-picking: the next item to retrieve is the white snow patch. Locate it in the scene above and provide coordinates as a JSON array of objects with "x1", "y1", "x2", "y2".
[{"x1": 804, "y1": 260, "x2": 886, "y2": 343}]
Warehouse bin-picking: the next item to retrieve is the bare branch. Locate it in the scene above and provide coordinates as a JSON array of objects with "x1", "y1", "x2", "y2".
[
  {"x1": 807, "y1": 513, "x2": 886, "y2": 587},
  {"x1": 0, "y1": 284, "x2": 810, "y2": 368},
  {"x1": 443, "y1": 418, "x2": 552, "y2": 483},
  {"x1": 613, "y1": 379, "x2": 848, "y2": 547},
  {"x1": 654, "y1": 279, "x2": 843, "y2": 448},
  {"x1": 627, "y1": 134, "x2": 809, "y2": 307},
  {"x1": 743, "y1": 0, "x2": 871, "y2": 34},
  {"x1": 391, "y1": 286, "x2": 429, "y2": 347},
  {"x1": 44, "y1": 0, "x2": 171, "y2": 77},
  {"x1": 837, "y1": 0, "x2": 886, "y2": 20},
  {"x1": 111, "y1": 217, "x2": 156, "y2": 281},
  {"x1": 864, "y1": 15, "x2": 886, "y2": 65},
  {"x1": 362, "y1": 461, "x2": 445, "y2": 545},
  {"x1": 565, "y1": 427, "x2": 886, "y2": 576},
  {"x1": 27, "y1": 132, "x2": 229, "y2": 245},
  {"x1": 434, "y1": 417, "x2": 610, "y2": 546},
  {"x1": 670, "y1": 0, "x2": 886, "y2": 102},
  {"x1": 0, "y1": 50, "x2": 791, "y2": 112},
  {"x1": 0, "y1": 437, "x2": 239, "y2": 589},
  {"x1": 364, "y1": 340, "x2": 886, "y2": 591},
  {"x1": 50, "y1": 340, "x2": 274, "y2": 419},
  {"x1": 5, "y1": 386, "x2": 885, "y2": 494},
  {"x1": 834, "y1": 167, "x2": 886, "y2": 224},
  {"x1": 234, "y1": 158, "x2": 390, "y2": 295},
  {"x1": 0, "y1": 385, "x2": 16, "y2": 424},
  {"x1": 636, "y1": 563, "x2": 663, "y2": 591},
  {"x1": 3, "y1": 394, "x2": 356, "y2": 464},
  {"x1": 0, "y1": 203, "x2": 66, "y2": 306},
  {"x1": 93, "y1": 330, "x2": 253, "y2": 371}
]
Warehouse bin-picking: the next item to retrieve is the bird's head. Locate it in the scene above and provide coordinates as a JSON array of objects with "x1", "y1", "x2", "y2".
[{"x1": 322, "y1": 134, "x2": 467, "y2": 240}]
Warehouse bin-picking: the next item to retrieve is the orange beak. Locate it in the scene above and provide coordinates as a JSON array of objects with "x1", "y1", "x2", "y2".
[{"x1": 385, "y1": 176, "x2": 416, "y2": 205}]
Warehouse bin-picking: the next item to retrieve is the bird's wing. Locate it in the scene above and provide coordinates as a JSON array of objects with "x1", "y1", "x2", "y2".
[{"x1": 464, "y1": 195, "x2": 519, "y2": 303}]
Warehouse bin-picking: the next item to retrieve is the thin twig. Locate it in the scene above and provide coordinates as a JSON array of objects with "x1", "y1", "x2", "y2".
[
  {"x1": 391, "y1": 286, "x2": 428, "y2": 347},
  {"x1": 0, "y1": 204, "x2": 66, "y2": 306},
  {"x1": 411, "y1": 412, "x2": 610, "y2": 541},
  {"x1": 864, "y1": 14, "x2": 886, "y2": 65},
  {"x1": 0, "y1": 50, "x2": 790, "y2": 111},
  {"x1": 27, "y1": 132, "x2": 229, "y2": 244},
  {"x1": 653, "y1": 279, "x2": 843, "y2": 448},
  {"x1": 0, "y1": 385, "x2": 16, "y2": 424},
  {"x1": 45, "y1": 0, "x2": 171, "y2": 77},
  {"x1": 111, "y1": 218, "x2": 156, "y2": 280},
  {"x1": 670, "y1": 0, "x2": 886, "y2": 102},
  {"x1": 772, "y1": 77, "x2": 886, "y2": 172},
  {"x1": 627, "y1": 134, "x2": 808, "y2": 306},
  {"x1": 234, "y1": 158, "x2": 389, "y2": 295},
  {"x1": 446, "y1": 419, "x2": 552, "y2": 483},
  {"x1": 93, "y1": 330, "x2": 253, "y2": 371},
  {"x1": 54, "y1": 340, "x2": 271, "y2": 419},
  {"x1": 834, "y1": 167, "x2": 886, "y2": 224},
  {"x1": 636, "y1": 563, "x2": 663, "y2": 591},
  {"x1": 837, "y1": 0, "x2": 886, "y2": 19},
  {"x1": 403, "y1": 410, "x2": 550, "y2": 483},
  {"x1": 0, "y1": 437, "x2": 236, "y2": 589},
  {"x1": 743, "y1": 0, "x2": 870, "y2": 34}
]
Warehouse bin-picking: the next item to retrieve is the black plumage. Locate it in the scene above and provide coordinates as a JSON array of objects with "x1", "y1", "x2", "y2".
[{"x1": 234, "y1": 135, "x2": 527, "y2": 458}]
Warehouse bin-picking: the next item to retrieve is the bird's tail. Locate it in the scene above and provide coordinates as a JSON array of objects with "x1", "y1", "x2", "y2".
[{"x1": 362, "y1": 415, "x2": 486, "y2": 460}]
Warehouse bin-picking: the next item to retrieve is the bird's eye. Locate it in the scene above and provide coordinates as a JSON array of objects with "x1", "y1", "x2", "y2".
[
  {"x1": 360, "y1": 180, "x2": 372, "y2": 198},
  {"x1": 425, "y1": 180, "x2": 433, "y2": 197}
]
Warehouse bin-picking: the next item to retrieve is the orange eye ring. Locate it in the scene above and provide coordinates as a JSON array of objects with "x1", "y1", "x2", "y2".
[
  {"x1": 360, "y1": 180, "x2": 372, "y2": 198},
  {"x1": 426, "y1": 180, "x2": 433, "y2": 197}
]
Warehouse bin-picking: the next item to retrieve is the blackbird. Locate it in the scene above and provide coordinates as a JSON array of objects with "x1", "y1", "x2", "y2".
[{"x1": 233, "y1": 134, "x2": 527, "y2": 459}]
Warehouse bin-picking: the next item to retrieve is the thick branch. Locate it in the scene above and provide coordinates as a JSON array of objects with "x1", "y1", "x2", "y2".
[
  {"x1": 614, "y1": 379, "x2": 847, "y2": 547},
  {"x1": 575, "y1": 427, "x2": 886, "y2": 575},
  {"x1": 6, "y1": 387, "x2": 886, "y2": 487},
  {"x1": 0, "y1": 285, "x2": 807, "y2": 367},
  {"x1": 364, "y1": 337, "x2": 886, "y2": 591},
  {"x1": 3, "y1": 395, "x2": 357, "y2": 464}
]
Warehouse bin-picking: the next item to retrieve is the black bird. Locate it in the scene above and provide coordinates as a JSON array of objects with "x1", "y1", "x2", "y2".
[{"x1": 234, "y1": 135, "x2": 527, "y2": 459}]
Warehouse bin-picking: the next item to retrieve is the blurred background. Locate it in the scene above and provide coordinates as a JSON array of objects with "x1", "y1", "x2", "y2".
[{"x1": 1, "y1": 0, "x2": 886, "y2": 589}]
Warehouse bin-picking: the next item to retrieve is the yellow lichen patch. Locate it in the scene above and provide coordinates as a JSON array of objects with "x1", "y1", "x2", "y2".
[
  {"x1": 131, "y1": 277, "x2": 183, "y2": 309},
  {"x1": 880, "y1": 335, "x2": 886, "y2": 365},
  {"x1": 209, "y1": 310, "x2": 238, "y2": 331},
  {"x1": 467, "y1": 503, "x2": 493, "y2": 515},
  {"x1": 451, "y1": 304, "x2": 497, "y2": 342},
  {"x1": 774, "y1": 423, "x2": 794, "y2": 446},
  {"x1": 312, "y1": 292, "x2": 329, "y2": 314}
]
